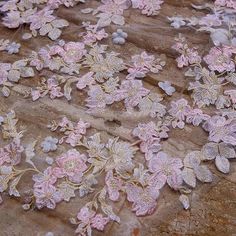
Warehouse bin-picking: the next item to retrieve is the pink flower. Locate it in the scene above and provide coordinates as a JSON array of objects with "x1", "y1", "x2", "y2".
[
  {"x1": 91, "y1": 214, "x2": 109, "y2": 231},
  {"x1": 186, "y1": 109, "x2": 210, "y2": 126},
  {"x1": 132, "y1": 121, "x2": 160, "y2": 142},
  {"x1": 2, "y1": 11, "x2": 22, "y2": 28},
  {"x1": 34, "y1": 184, "x2": 62, "y2": 209},
  {"x1": 215, "y1": 0, "x2": 236, "y2": 9},
  {"x1": 114, "y1": 80, "x2": 150, "y2": 109},
  {"x1": 203, "y1": 115, "x2": 236, "y2": 145},
  {"x1": 148, "y1": 152, "x2": 183, "y2": 189},
  {"x1": 56, "y1": 149, "x2": 87, "y2": 183},
  {"x1": 77, "y1": 206, "x2": 95, "y2": 224},
  {"x1": 131, "y1": 0, "x2": 164, "y2": 16},
  {"x1": 105, "y1": 171, "x2": 123, "y2": 201},
  {"x1": 86, "y1": 85, "x2": 114, "y2": 109},
  {"x1": 4, "y1": 141, "x2": 24, "y2": 165},
  {"x1": 74, "y1": 120, "x2": 90, "y2": 135},
  {"x1": 58, "y1": 117, "x2": 72, "y2": 129},
  {"x1": 60, "y1": 42, "x2": 86, "y2": 64},
  {"x1": 127, "y1": 52, "x2": 164, "y2": 79},
  {"x1": 47, "y1": 78, "x2": 64, "y2": 99},
  {"x1": 98, "y1": 0, "x2": 130, "y2": 15},
  {"x1": 80, "y1": 23, "x2": 108, "y2": 45},
  {"x1": 126, "y1": 183, "x2": 159, "y2": 216},
  {"x1": 33, "y1": 167, "x2": 57, "y2": 188},
  {"x1": 0, "y1": 148, "x2": 10, "y2": 166},
  {"x1": 203, "y1": 47, "x2": 235, "y2": 73},
  {"x1": 76, "y1": 72, "x2": 95, "y2": 90},
  {"x1": 224, "y1": 90, "x2": 236, "y2": 104},
  {"x1": 140, "y1": 139, "x2": 162, "y2": 160},
  {"x1": 29, "y1": 8, "x2": 55, "y2": 30},
  {"x1": 168, "y1": 98, "x2": 191, "y2": 128},
  {"x1": 172, "y1": 35, "x2": 201, "y2": 68}
]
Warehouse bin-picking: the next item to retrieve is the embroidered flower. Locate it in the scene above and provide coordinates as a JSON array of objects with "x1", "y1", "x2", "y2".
[
  {"x1": 126, "y1": 183, "x2": 159, "y2": 216},
  {"x1": 91, "y1": 214, "x2": 109, "y2": 231},
  {"x1": 33, "y1": 167, "x2": 58, "y2": 188},
  {"x1": 148, "y1": 152, "x2": 183, "y2": 189},
  {"x1": 34, "y1": 184, "x2": 62, "y2": 209},
  {"x1": 172, "y1": 34, "x2": 201, "y2": 68},
  {"x1": 203, "y1": 115, "x2": 236, "y2": 145},
  {"x1": 112, "y1": 28, "x2": 128, "y2": 44},
  {"x1": 77, "y1": 206, "x2": 95, "y2": 224},
  {"x1": 5, "y1": 42, "x2": 21, "y2": 54},
  {"x1": 79, "y1": 22, "x2": 108, "y2": 45},
  {"x1": 114, "y1": 80, "x2": 150, "y2": 110},
  {"x1": 168, "y1": 98, "x2": 191, "y2": 128},
  {"x1": 105, "y1": 138, "x2": 136, "y2": 175},
  {"x1": 41, "y1": 136, "x2": 58, "y2": 153},
  {"x1": 76, "y1": 72, "x2": 95, "y2": 90},
  {"x1": 55, "y1": 149, "x2": 88, "y2": 183},
  {"x1": 86, "y1": 85, "x2": 114, "y2": 110},
  {"x1": 131, "y1": 0, "x2": 164, "y2": 16},
  {"x1": 105, "y1": 170, "x2": 123, "y2": 201},
  {"x1": 60, "y1": 42, "x2": 86, "y2": 64},
  {"x1": 127, "y1": 51, "x2": 165, "y2": 79},
  {"x1": 203, "y1": 47, "x2": 235, "y2": 73}
]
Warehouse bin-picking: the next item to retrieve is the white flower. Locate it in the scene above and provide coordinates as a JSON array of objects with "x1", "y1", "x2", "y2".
[
  {"x1": 41, "y1": 136, "x2": 58, "y2": 153},
  {"x1": 168, "y1": 16, "x2": 186, "y2": 29},
  {"x1": 158, "y1": 81, "x2": 176, "y2": 96},
  {"x1": 6, "y1": 42, "x2": 21, "y2": 54}
]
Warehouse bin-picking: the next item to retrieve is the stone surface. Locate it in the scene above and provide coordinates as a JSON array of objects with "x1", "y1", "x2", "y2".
[{"x1": 0, "y1": 1, "x2": 236, "y2": 236}]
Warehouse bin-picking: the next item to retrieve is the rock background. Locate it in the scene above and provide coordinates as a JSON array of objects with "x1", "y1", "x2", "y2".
[{"x1": 0, "y1": 0, "x2": 236, "y2": 235}]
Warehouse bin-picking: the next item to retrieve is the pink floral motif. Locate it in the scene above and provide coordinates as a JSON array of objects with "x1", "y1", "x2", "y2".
[
  {"x1": 132, "y1": 121, "x2": 160, "y2": 142},
  {"x1": 186, "y1": 109, "x2": 210, "y2": 126},
  {"x1": 77, "y1": 206, "x2": 95, "y2": 224},
  {"x1": 33, "y1": 167, "x2": 57, "y2": 188},
  {"x1": 105, "y1": 171, "x2": 123, "y2": 201},
  {"x1": 59, "y1": 42, "x2": 86, "y2": 64},
  {"x1": 114, "y1": 80, "x2": 150, "y2": 109},
  {"x1": 0, "y1": 148, "x2": 10, "y2": 166},
  {"x1": 98, "y1": 0, "x2": 130, "y2": 15},
  {"x1": 3, "y1": 141, "x2": 24, "y2": 165},
  {"x1": 91, "y1": 214, "x2": 109, "y2": 231},
  {"x1": 76, "y1": 206, "x2": 109, "y2": 233},
  {"x1": 127, "y1": 51, "x2": 165, "y2": 79},
  {"x1": 31, "y1": 77, "x2": 64, "y2": 101},
  {"x1": 224, "y1": 90, "x2": 236, "y2": 104},
  {"x1": 34, "y1": 184, "x2": 62, "y2": 209},
  {"x1": 148, "y1": 152, "x2": 183, "y2": 190},
  {"x1": 80, "y1": 22, "x2": 108, "y2": 45},
  {"x1": 172, "y1": 35, "x2": 201, "y2": 68},
  {"x1": 29, "y1": 8, "x2": 55, "y2": 31},
  {"x1": 126, "y1": 183, "x2": 159, "y2": 216},
  {"x1": 203, "y1": 115, "x2": 236, "y2": 145},
  {"x1": 86, "y1": 85, "x2": 114, "y2": 109},
  {"x1": 55, "y1": 149, "x2": 88, "y2": 183},
  {"x1": 131, "y1": 0, "x2": 164, "y2": 16},
  {"x1": 76, "y1": 72, "x2": 95, "y2": 90},
  {"x1": 215, "y1": 0, "x2": 236, "y2": 10},
  {"x1": 203, "y1": 47, "x2": 235, "y2": 73},
  {"x1": 168, "y1": 98, "x2": 191, "y2": 128}
]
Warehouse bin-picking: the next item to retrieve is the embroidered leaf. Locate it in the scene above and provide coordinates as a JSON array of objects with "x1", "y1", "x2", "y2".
[{"x1": 215, "y1": 156, "x2": 230, "y2": 174}]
